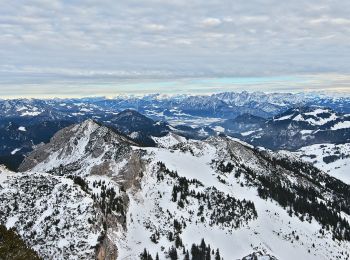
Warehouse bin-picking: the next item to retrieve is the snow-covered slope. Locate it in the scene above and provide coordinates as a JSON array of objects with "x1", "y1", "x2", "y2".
[
  {"x1": 3, "y1": 120, "x2": 350, "y2": 260},
  {"x1": 152, "y1": 133, "x2": 187, "y2": 148},
  {"x1": 293, "y1": 143, "x2": 350, "y2": 184},
  {"x1": 239, "y1": 106, "x2": 350, "y2": 150},
  {"x1": 118, "y1": 142, "x2": 350, "y2": 260},
  {"x1": 274, "y1": 108, "x2": 336, "y2": 124},
  {"x1": 0, "y1": 166, "x2": 105, "y2": 260}
]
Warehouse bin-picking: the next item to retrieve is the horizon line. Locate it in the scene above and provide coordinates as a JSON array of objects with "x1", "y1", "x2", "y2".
[{"x1": 1, "y1": 90, "x2": 349, "y2": 101}]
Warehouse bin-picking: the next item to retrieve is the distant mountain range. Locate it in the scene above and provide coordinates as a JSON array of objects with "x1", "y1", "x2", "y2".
[
  {"x1": 1, "y1": 91, "x2": 349, "y2": 124},
  {"x1": 230, "y1": 107, "x2": 350, "y2": 150},
  {"x1": 1, "y1": 119, "x2": 349, "y2": 259},
  {"x1": 0, "y1": 92, "x2": 350, "y2": 259},
  {"x1": 0, "y1": 92, "x2": 349, "y2": 171}
]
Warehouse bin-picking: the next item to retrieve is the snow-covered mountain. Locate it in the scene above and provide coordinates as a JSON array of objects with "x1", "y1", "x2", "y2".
[
  {"x1": 106, "y1": 109, "x2": 170, "y2": 146},
  {"x1": 238, "y1": 107, "x2": 350, "y2": 150},
  {"x1": 0, "y1": 92, "x2": 349, "y2": 170},
  {"x1": 0, "y1": 107, "x2": 222, "y2": 171},
  {"x1": 0, "y1": 120, "x2": 74, "y2": 170},
  {"x1": 1, "y1": 92, "x2": 349, "y2": 126},
  {"x1": 1, "y1": 120, "x2": 349, "y2": 259},
  {"x1": 291, "y1": 143, "x2": 350, "y2": 184}
]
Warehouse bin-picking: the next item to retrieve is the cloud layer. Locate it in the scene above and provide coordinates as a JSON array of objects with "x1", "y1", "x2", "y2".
[{"x1": 0, "y1": 0, "x2": 350, "y2": 95}]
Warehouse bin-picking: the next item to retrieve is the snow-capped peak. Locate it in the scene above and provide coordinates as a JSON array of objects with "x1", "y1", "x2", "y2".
[{"x1": 18, "y1": 119, "x2": 136, "y2": 174}]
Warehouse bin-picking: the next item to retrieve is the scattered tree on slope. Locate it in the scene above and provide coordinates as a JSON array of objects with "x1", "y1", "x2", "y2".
[{"x1": 0, "y1": 225, "x2": 41, "y2": 260}]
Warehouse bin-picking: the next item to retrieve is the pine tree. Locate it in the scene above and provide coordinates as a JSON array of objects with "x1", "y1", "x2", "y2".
[
  {"x1": 184, "y1": 250, "x2": 190, "y2": 260},
  {"x1": 168, "y1": 231, "x2": 174, "y2": 241},
  {"x1": 140, "y1": 248, "x2": 148, "y2": 260},
  {"x1": 169, "y1": 246, "x2": 178, "y2": 260},
  {"x1": 140, "y1": 249, "x2": 153, "y2": 260},
  {"x1": 215, "y1": 249, "x2": 221, "y2": 260},
  {"x1": 206, "y1": 244, "x2": 211, "y2": 260},
  {"x1": 175, "y1": 235, "x2": 182, "y2": 248},
  {"x1": 191, "y1": 244, "x2": 199, "y2": 259},
  {"x1": 200, "y1": 238, "x2": 206, "y2": 252}
]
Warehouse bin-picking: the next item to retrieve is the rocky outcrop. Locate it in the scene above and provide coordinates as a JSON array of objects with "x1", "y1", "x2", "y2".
[
  {"x1": 96, "y1": 235, "x2": 118, "y2": 260},
  {"x1": 241, "y1": 251, "x2": 278, "y2": 260}
]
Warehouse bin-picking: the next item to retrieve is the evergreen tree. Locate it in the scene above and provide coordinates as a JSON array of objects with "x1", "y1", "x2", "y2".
[
  {"x1": 206, "y1": 244, "x2": 211, "y2": 260},
  {"x1": 140, "y1": 249, "x2": 153, "y2": 260},
  {"x1": 184, "y1": 250, "x2": 190, "y2": 260},
  {"x1": 169, "y1": 246, "x2": 178, "y2": 260},
  {"x1": 175, "y1": 235, "x2": 183, "y2": 248},
  {"x1": 140, "y1": 249, "x2": 148, "y2": 260},
  {"x1": 200, "y1": 238, "x2": 206, "y2": 253},
  {"x1": 215, "y1": 249, "x2": 221, "y2": 260}
]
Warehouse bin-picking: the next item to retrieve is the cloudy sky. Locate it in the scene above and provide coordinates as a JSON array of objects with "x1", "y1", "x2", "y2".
[{"x1": 1, "y1": 0, "x2": 350, "y2": 97}]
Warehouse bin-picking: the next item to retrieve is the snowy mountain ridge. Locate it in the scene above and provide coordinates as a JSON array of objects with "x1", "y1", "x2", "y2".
[
  {"x1": 290, "y1": 143, "x2": 350, "y2": 185},
  {"x1": 1, "y1": 120, "x2": 349, "y2": 259},
  {"x1": 237, "y1": 106, "x2": 350, "y2": 150},
  {"x1": 1, "y1": 93, "x2": 350, "y2": 171},
  {"x1": 1, "y1": 91, "x2": 349, "y2": 123}
]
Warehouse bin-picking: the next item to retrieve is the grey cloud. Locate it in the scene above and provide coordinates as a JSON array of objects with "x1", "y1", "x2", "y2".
[{"x1": 0, "y1": 0, "x2": 350, "y2": 94}]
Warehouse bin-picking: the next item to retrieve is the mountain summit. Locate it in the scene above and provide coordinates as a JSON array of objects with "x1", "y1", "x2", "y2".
[{"x1": 109, "y1": 109, "x2": 170, "y2": 146}]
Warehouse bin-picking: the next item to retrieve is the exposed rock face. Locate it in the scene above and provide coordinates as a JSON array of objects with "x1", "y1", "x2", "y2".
[
  {"x1": 96, "y1": 236, "x2": 118, "y2": 260},
  {"x1": 114, "y1": 150, "x2": 146, "y2": 190}
]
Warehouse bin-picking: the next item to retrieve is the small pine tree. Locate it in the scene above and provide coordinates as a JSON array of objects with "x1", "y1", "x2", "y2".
[
  {"x1": 206, "y1": 244, "x2": 211, "y2": 260},
  {"x1": 168, "y1": 231, "x2": 174, "y2": 241},
  {"x1": 140, "y1": 248, "x2": 148, "y2": 260},
  {"x1": 175, "y1": 235, "x2": 182, "y2": 248},
  {"x1": 184, "y1": 250, "x2": 190, "y2": 260},
  {"x1": 168, "y1": 246, "x2": 178, "y2": 260},
  {"x1": 200, "y1": 238, "x2": 206, "y2": 253},
  {"x1": 215, "y1": 249, "x2": 221, "y2": 260}
]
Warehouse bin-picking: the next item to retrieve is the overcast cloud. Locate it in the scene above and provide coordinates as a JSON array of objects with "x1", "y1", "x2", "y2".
[{"x1": 0, "y1": 0, "x2": 350, "y2": 96}]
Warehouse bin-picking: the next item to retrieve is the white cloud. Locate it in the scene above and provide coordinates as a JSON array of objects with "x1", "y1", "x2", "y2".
[
  {"x1": 310, "y1": 16, "x2": 350, "y2": 25},
  {"x1": 143, "y1": 23, "x2": 166, "y2": 31},
  {"x1": 240, "y1": 15, "x2": 270, "y2": 23},
  {"x1": 0, "y1": 0, "x2": 349, "y2": 88},
  {"x1": 174, "y1": 38, "x2": 192, "y2": 45},
  {"x1": 201, "y1": 18, "x2": 222, "y2": 27}
]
